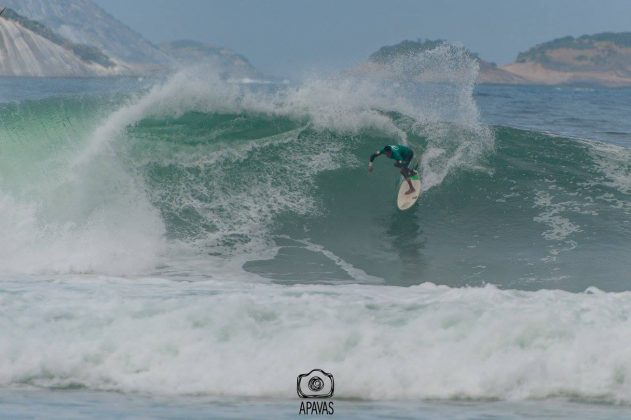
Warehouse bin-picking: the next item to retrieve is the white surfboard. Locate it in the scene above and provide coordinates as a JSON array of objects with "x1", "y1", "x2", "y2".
[{"x1": 396, "y1": 172, "x2": 422, "y2": 211}]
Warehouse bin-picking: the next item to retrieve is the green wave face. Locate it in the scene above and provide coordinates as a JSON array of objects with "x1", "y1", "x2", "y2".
[
  {"x1": 0, "y1": 69, "x2": 629, "y2": 291},
  {"x1": 121, "y1": 109, "x2": 631, "y2": 291}
]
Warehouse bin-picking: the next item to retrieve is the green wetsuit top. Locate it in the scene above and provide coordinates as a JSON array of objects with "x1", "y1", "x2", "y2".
[{"x1": 369, "y1": 144, "x2": 414, "y2": 163}]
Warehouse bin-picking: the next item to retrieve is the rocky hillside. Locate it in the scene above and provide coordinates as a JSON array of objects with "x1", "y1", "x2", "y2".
[
  {"x1": 363, "y1": 36, "x2": 631, "y2": 86},
  {"x1": 0, "y1": 7, "x2": 127, "y2": 76},
  {"x1": 1, "y1": 0, "x2": 262, "y2": 77},
  {"x1": 2, "y1": 0, "x2": 171, "y2": 70},
  {"x1": 503, "y1": 33, "x2": 631, "y2": 86},
  {"x1": 362, "y1": 39, "x2": 527, "y2": 84}
]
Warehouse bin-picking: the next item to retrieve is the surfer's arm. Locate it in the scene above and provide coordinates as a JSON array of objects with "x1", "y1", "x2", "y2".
[{"x1": 368, "y1": 150, "x2": 381, "y2": 172}]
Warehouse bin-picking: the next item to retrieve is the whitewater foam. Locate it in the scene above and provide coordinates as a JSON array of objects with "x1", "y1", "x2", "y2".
[
  {"x1": 0, "y1": 94, "x2": 166, "y2": 275},
  {"x1": 0, "y1": 187, "x2": 165, "y2": 275},
  {"x1": 589, "y1": 141, "x2": 631, "y2": 197},
  {"x1": 1, "y1": 277, "x2": 631, "y2": 402},
  {"x1": 533, "y1": 190, "x2": 582, "y2": 242}
]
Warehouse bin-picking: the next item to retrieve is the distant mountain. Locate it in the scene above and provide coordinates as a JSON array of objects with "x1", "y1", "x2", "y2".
[
  {"x1": 159, "y1": 40, "x2": 259, "y2": 78},
  {"x1": 0, "y1": 7, "x2": 127, "y2": 76},
  {"x1": 1, "y1": 0, "x2": 171, "y2": 69},
  {"x1": 361, "y1": 39, "x2": 527, "y2": 84},
  {"x1": 368, "y1": 39, "x2": 447, "y2": 64},
  {"x1": 503, "y1": 33, "x2": 631, "y2": 86},
  {"x1": 1, "y1": 0, "x2": 262, "y2": 78},
  {"x1": 362, "y1": 36, "x2": 631, "y2": 86}
]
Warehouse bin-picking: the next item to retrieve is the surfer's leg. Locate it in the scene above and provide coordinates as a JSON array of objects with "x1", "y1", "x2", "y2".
[
  {"x1": 401, "y1": 161, "x2": 416, "y2": 178},
  {"x1": 405, "y1": 178, "x2": 415, "y2": 195},
  {"x1": 404, "y1": 158, "x2": 417, "y2": 176},
  {"x1": 400, "y1": 168, "x2": 416, "y2": 194}
]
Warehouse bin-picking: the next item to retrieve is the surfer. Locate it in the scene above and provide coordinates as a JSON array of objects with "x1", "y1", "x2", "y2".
[{"x1": 368, "y1": 144, "x2": 418, "y2": 194}]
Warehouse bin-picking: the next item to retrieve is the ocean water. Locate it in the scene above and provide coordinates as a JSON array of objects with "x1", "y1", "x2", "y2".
[{"x1": 1, "y1": 48, "x2": 631, "y2": 418}]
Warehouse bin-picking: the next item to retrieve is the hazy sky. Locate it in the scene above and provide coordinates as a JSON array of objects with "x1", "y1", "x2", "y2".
[{"x1": 93, "y1": 0, "x2": 631, "y2": 77}]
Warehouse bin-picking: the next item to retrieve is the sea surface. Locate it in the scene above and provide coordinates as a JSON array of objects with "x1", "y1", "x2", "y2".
[{"x1": 1, "y1": 50, "x2": 631, "y2": 419}]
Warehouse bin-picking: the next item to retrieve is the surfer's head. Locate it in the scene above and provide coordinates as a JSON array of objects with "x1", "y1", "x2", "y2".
[{"x1": 384, "y1": 145, "x2": 392, "y2": 157}]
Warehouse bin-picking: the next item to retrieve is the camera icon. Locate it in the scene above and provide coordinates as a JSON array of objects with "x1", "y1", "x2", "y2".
[{"x1": 297, "y1": 369, "x2": 334, "y2": 398}]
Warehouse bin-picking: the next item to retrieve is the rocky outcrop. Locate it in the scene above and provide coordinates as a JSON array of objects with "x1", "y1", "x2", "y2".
[
  {"x1": 1, "y1": 0, "x2": 171, "y2": 69},
  {"x1": 0, "y1": 7, "x2": 127, "y2": 76},
  {"x1": 502, "y1": 33, "x2": 631, "y2": 86},
  {"x1": 359, "y1": 39, "x2": 528, "y2": 84},
  {"x1": 1, "y1": 0, "x2": 260, "y2": 77},
  {"x1": 365, "y1": 36, "x2": 631, "y2": 86}
]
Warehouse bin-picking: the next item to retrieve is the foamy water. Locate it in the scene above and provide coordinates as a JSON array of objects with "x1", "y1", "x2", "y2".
[{"x1": 2, "y1": 277, "x2": 631, "y2": 403}]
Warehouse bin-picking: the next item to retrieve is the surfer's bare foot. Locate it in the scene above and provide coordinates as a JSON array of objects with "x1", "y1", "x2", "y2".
[{"x1": 405, "y1": 188, "x2": 416, "y2": 195}]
